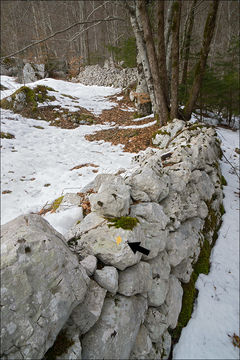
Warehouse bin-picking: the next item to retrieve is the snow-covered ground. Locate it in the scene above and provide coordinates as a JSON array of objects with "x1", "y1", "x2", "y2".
[
  {"x1": 1, "y1": 76, "x2": 239, "y2": 359},
  {"x1": 1, "y1": 76, "x2": 134, "y2": 230}
]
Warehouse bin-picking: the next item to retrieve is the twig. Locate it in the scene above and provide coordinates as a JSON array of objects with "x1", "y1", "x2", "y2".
[
  {"x1": 0, "y1": 17, "x2": 124, "y2": 60},
  {"x1": 221, "y1": 152, "x2": 240, "y2": 180}
]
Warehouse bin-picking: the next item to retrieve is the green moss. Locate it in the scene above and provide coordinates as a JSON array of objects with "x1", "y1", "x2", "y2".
[
  {"x1": 106, "y1": 216, "x2": 139, "y2": 230},
  {"x1": 0, "y1": 131, "x2": 15, "y2": 139},
  {"x1": 44, "y1": 329, "x2": 74, "y2": 360},
  {"x1": 0, "y1": 85, "x2": 56, "y2": 113},
  {"x1": 153, "y1": 129, "x2": 171, "y2": 139},
  {"x1": 171, "y1": 195, "x2": 223, "y2": 344},
  {"x1": 220, "y1": 175, "x2": 227, "y2": 186},
  {"x1": 52, "y1": 196, "x2": 64, "y2": 211},
  {"x1": 220, "y1": 203, "x2": 225, "y2": 215}
]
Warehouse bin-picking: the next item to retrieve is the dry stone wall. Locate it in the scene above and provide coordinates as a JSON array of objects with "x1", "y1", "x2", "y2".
[
  {"x1": 1, "y1": 119, "x2": 224, "y2": 360},
  {"x1": 75, "y1": 60, "x2": 137, "y2": 88}
]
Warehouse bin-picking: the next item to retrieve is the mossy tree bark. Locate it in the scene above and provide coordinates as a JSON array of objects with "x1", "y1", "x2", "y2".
[
  {"x1": 157, "y1": 0, "x2": 170, "y2": 108},
  {"x1": 137, "y1": 0, "x2": 169, "y2": 126},
  {"x1": 180, "y1": 0, "x2": 198, "y2": 87},
  {"x1": 184, "y1": 0, "x2": 220, "y2": 121},
  {"x1": 170, "y1": 1, "x2": 182, "y2": 120}
]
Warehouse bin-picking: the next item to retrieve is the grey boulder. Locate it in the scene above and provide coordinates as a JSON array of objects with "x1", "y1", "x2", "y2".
[
  {"x1": 70, "y1": 280, "x2": 107, "y2": 335},
  {"x1": 0, "y1": 214, "x2": 89, "y2": 360},
  {"x1": 94, "y1": 266, "x2": 118, "y2": 294},
  {"x1": 81, "y1": 294, "x2": 147, "y2": 360},
  {"x1": 118, "y1": 262, "x2": 152, "y2": 296}
]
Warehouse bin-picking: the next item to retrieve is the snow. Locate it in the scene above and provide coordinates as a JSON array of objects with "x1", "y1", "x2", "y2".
[
  {"x1": 1, "y1": 76, "x2": 239, "y2": 357},
  {"x1": 118, "y1": 120, "x2": 157, "y2": 129},
  {"x1": 1, "y1": 76, "x2": 121, "y2": 115},
  {"x1": 173, "y1": 127, "x2": 240, "y2": 359},
  {"x1": 1, "y1": 76, "x2": 134, "y2": 227}
]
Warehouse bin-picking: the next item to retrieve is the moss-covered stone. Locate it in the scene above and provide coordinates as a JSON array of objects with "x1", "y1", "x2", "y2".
[
  {"x1": 220, "y1": 175, "x2": 227, "y2": 186},
  {"x1": 153, "y1": 129, "x2": 171, "y2": 138},
  {"x1": 0, "y1": 131, "x2": 15, "y2": 139},
  {"x1": 170, "y1": 194, "x2": 223, "y2": 344},
  {"x1": 106, "y1": 216, "x2": 139, "y2": 230},
  {"x1": 0, "y1": 85, "x2": 56, "y2": 114}
]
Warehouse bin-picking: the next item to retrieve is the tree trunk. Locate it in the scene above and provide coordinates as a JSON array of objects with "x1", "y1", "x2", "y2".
[
  {"x1": 137, "y1": 0, "x2": 169, "y2": 125},
  {"x1": 184, "y1": 0, "x2": 219, "y2": 121},
  {"x1": 157, "y1": 0, "x2": 169, "y2": 107},
  {"x1": 165, "y1": 1, "x2": 174, "y2": 80},
  {"x1": 170, "y1": 1, "x2": 182, "y2": 120},
  {"x1": 181, "y1": 0, "x2": 198, "y2": 86},
  {"x1": 125, "y1": 3, "x2": 156, "y2": 113}
]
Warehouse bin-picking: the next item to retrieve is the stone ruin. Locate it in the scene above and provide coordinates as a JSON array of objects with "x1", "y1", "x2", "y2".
[{"x1": 1, "y1": 119, "x2": 224, "y2": 359}]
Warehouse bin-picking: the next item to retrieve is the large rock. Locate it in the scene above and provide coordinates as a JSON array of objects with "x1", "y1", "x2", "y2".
[
  {"x1": 130, "y1": 325, "x2": 153, "y2": 359},
  {"x1": 160, "y1": 275, "x2": 183, "y2": 329},
  {"x1": 166, "y1": 218, "x2": 204, "y2": 267},
  {"x1": 148, "y1": 331, "x2": 171, "y2": 360},
  {"x1": 161, "y1": 184, "x2": 208, "y2": 223},
  {"x1": 94, "y1": 266, "x2": 118, "y2": 294},
  {"x1": 66, "y1": 212, "x2": 105, "y2": 241},
  {"x1": 81, "y1": 294, "x2": 147, "y2": 359},
  {"x1": 80, "y1": 255, "x2": 97, "y2": 276},
  {"x1": 75, "y1": 218, "x2": 144, "y2": 270},
  {"x1": 147, "y1": 278, "x2": 169, "y2": 307},
  {"x1": 126, "y1": 167, "x2": 169, "y2": 202},
  {"x1": 70, "y1": 280, "x2": 106, "y2": 335},
  {"x1": 118, "y1": 262, "x2": 152, "y2": 296},
  {"x1": 148, "y1": 251, "x2": 171, "y2": 280},
  {"x1": 144, "y1": 308, "x2": 168, "y2": 342},
  {"x1": 152, "y1": 118, "x2": 186, "y2": 148},
  {"x1": 0, "y1": 214, "x2": 89, "y2": 360},
  {"x1": 21, "y1": 63, "x2": 45, "y2": 83},
  {"x1": 130, "y1": 202, "x2": 169, "y2": 259},
  {"x1": 89, "y1": 175, "x2": 130, "y2": 217}
]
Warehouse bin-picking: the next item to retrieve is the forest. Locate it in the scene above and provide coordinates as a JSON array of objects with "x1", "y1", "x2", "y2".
[{"x1": 1, "y1": 0, "x2": 239, "y2": 126}]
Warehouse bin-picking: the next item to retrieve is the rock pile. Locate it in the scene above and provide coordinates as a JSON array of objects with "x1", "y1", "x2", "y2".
[
  {"x1": 75, "y1": 60, "x2": 137, "y2": 88},
  {"x1": 1, "y1": 119, "x2": 224, "y2": 359}
]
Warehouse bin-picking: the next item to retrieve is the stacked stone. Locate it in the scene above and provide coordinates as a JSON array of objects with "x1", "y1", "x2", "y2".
[
  {"x1": 76, "y1": 63, "x2": 137, "y2": 88},
  {"x1": 1, "y1": 119, "x2": 223, "y2": 359}
]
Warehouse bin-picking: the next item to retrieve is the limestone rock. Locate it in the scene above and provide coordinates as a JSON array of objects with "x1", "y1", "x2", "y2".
[
  {"x1": 148, "y1": 331, "x2": 171, "y2": 360},
  {"x1": 76, "y1": 221, "x2": 144, "y2": 270},
  {"x1": 0, "y1": 214, "x2": 89, "y2": 360},
  {"x1": 70, "y1": 280, "x2": 106, "y2": 335},
  {"x1": 130, "y1": 202, "x2": 169, "y2": 259},
  {"x1": 118, "y1": 262, "x2": 152, "y2": 296},
  {"x1": 148, "y1": 278, "x2": 169, "y2": 307},
  {"x1": 56, "y1": 193, "x2": 81, "y2": 212},
  {"x1": 81, "y1": 294, "x2": 147, "y2": 360},
  {"x1": 66, "y1": 212, "x2": 105, "y2": 241},
  {"x1": 160, "y1": 275, "x2": 183, "y2": 329},
  {"x1": 80, "y1": 255, "x2": 97, "y2": 276},
  {"x1": 94, "y1": 266, "x2": 118, "y2": 294},
  {"x1": 148, "y1": 251, "x2": 171, "y2": 280},
  {"x1": 130, "y1": 325, "x2": 153, "y2": 359},
  {"x1": 126, "y1": 167, "x2": 169, "y2": 202},
  {"x1": 172, "y1": 258, "x2": 193, "y2": 283},
  {"x1": 144, "y1": 308, "x2": 168, "y2": 342},
  {"x1": 152, "y1": 118, "x2": 186, "y2": 148},
  {"x1": 89, "y1": 175, "x2": 130, "y2": 217},
  {"x1": 166, "y1": 218, "x2": 204, "y2": 267}
]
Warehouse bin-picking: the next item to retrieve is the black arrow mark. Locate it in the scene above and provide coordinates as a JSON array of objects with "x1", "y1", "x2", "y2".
[{"x1": 127, "y1": 242, "x2": 150, "y2": 256}]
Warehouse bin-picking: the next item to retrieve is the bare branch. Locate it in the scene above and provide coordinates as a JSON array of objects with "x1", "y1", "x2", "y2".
[
  {"x1": 70, "y1": 1, "x2": 110, "y2": 41},
  {"x1": 0, "y1": 17, "x2": 124, "y2": 60}
]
